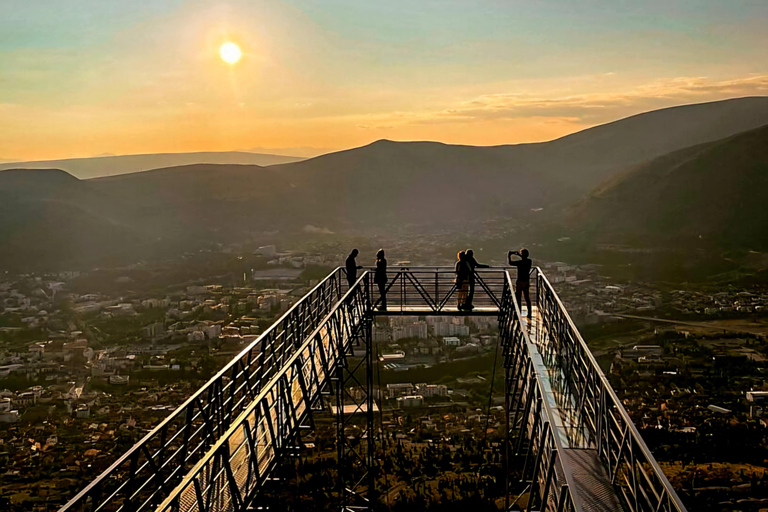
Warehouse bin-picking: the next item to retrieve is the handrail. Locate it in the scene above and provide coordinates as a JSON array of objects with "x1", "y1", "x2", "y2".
[
  {"x1": 154, "y1": 273, "x2": 371, "y2": 512},
  {"x1": 364, "y1": 267, "x2": 508, "y2": 313},
  {"x1": 59, "y1": 265, "x2": 687, "y2": 512},
  {"x1": 60, "y1": 268, "x2": 346, "y2": 512},
  {"x1": 535, "y1": 269, "x2": 686, "y2": 512},
  {"x1": 501, "y1": 271, "x2": 581, "y2": 512}
]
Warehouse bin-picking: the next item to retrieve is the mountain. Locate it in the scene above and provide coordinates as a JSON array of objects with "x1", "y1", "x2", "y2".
[
  {"x1": 0, "y1": 169, "x2": 149, "y2": 269},
  {"x1": 0, "y1": 151, "x2": 305, "y2": 179},
  {"x1": 541, "y1": 96, "x2": 768, "y2": 187},
  {"x1": 564, "y1": 124, "x2": 768, "y2": 250},
  {"x1": 1, "y1": 97, "x2": 767, "y2": 271},
  {"x1": 90, "y1": 97, "x2": 768, "y2": 231}
]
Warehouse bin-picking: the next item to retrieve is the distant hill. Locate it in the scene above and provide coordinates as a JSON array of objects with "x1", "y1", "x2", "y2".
[
  {"x1": 0, "y1": 151, "x2": 305, "y2": 179},
  {"x1": 565, "y1": 124, "x2": 768, "y2": 250},
  {"x1": 536, "y1": 96, "x2": 768, "y2": 191},
  {"x1": 96, "y1": 96, "x2": 768, "y2": 232},
  {"x1": 250, "y1": 96, "x2": 768, "y2": 223},
  {"x1": 1, "y1": 97, "x2": 767, "y2": 271},
  {"x1": 0, "y1": 169, "x2": 148, "y2": 269}
]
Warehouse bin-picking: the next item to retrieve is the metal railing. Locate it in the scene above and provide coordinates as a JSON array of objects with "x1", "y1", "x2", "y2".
[
  {"x1": 60, "y1": 265, "x2": 687, "y2": 512},
  {"x1": 534, "y1": 270, "x2": 687, "y2": 512},
  {"x1": 154, "y1": 277, "x2": 371, "y2": 512},
  {"x1": 364, "y1": 267, "x2": 507, "y2": 313},
  {"x1": 60, "y1": 269, "x2": 347, "y2": 512},
  {"x1": 500, "y1": 272, "x2": 577, "y2": 512}
]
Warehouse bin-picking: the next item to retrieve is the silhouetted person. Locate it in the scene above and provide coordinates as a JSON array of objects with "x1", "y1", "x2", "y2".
[
  {"x1": 455, "y1": 251, "x2": 471, "y2": 311},
  {"x1": 374, "y1": 249, "x2": 387, "y2": 310},
  {"x1": 508, "y1": 248, "x2": 532, "y2": 317},
  {"x1": 345, "y1": 249, "x2": 363, "y2": 288},
  {"x1": 465, "y1": 249, "x2": 489, "y2": 310}
]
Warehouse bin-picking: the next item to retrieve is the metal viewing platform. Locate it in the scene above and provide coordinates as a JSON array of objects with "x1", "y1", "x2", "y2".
[{"x1": 60, "y1": 267, "x2": 687, "y2": 512}]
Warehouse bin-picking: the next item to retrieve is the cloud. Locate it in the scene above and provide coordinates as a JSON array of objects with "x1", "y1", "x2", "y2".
[{"x1": 414, "y1": 74, "x2": 768, "y2": 124}]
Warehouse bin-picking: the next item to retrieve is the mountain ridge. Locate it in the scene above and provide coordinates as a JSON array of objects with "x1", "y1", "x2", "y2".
[
  {"x1": 564, "y1": 123, "x2": 768, "y2": 249},
  {"x1": 0, "y1": 151, "x2": 305, "y2": 180},
  {"x1": 2, "y1": 97, "x2": 767, "y2": 271}
]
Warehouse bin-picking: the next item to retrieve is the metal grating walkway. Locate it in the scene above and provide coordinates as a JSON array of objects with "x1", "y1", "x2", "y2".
[{"x1": 561, "y1": 449, "x2": 623, "y2": 512}]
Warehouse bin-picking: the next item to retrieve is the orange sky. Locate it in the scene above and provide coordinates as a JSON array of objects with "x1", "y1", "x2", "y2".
[{"x1": 1, "y1": 1, "x2": 766, "y2": 161}]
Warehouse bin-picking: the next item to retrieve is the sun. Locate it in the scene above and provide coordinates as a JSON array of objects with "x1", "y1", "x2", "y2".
[{"x1": 219, "y1": 42, "x2": 242, "y2": 64}]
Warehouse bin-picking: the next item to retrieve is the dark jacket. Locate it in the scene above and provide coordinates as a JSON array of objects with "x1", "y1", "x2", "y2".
[
  {"x1": 466, "y1": 256, "x2": 489, "y2": 282},
  {"x1": 509, "y1": 257, "x2": 532, "y2": 282},
  {"x1": 455, "y1": 260, "x2": 471, "y2": 285},
  {"x1": 374, "y1": 258, "x2": 387, "y2": 285},
  {"x1": 345, "y1": 254, "x2": 361, "y2": 283}
]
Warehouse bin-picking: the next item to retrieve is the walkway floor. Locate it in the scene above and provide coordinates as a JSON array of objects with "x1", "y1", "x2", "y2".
[
  {"x1": 560, "y1": 449, "x2": 623, "y2": 512},
  {"x1": 370, "y1": 306, "x2": 500, "y2": 316}
]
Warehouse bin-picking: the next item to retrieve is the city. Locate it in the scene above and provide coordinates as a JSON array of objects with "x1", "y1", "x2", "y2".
[{"x1": 2, "y1": 242, "x2": 768, "y2": 509}]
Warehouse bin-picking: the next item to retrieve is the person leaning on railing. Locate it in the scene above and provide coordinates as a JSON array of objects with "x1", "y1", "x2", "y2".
[
  {"x1": 374, "y1": 249, "x2": 387, "y2": 310},
  {"x1": 508, "y1": 248, "x2": 532, "y2": 317},
  {"x1": 455, "y1": 251, "x2": 471, "y2": 311},
  {"x1": 465, "y1": 249, "x2": 489, "y2": 310}
]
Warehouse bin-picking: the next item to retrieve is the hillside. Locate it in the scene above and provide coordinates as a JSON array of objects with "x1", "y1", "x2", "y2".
[
  {"x1": 0, "y1": 151, "x2": 305, "y2": 179},
  {"x1": 89, "y1": 97, "x2": 768, "y2": 232},
  {"x1": 0, "y1": 169, "x2": 149, "y2": 269},
  {"x1": 1, "y1": 97, "x2": 767, "y2": 270},
  {"x1": 565, "y1": 124, "x2": 768, "y2": 250}
]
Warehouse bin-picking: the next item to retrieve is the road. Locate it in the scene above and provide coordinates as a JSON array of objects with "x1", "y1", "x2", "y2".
[{"x1": 606, "y1": 313, "x2": 768, "y2": 336}]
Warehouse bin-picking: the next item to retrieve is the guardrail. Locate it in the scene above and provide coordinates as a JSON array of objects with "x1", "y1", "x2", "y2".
[
  {"x1": 61, "y1": 265, "x2": 686, "y2": 512},
  {"x1": 364, "y1": 267, "x2": 507, "y2": 313},
  {"x1": 60, "y1": 268, "x2": 347, "y2": 512},
  {"x1": 534, "y1": 270, "x2": 687, "y2": 512},
  {"x1": 154, "y1": 277, "x2": 370, "y2": 512},
  {"x1": 500, "y1": 272, "x2": 577, "y2": 512}
]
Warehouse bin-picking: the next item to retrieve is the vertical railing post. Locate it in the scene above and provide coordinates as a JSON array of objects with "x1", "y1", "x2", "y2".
[{"x1": 365, "y1": 315, "x2": 376, "y2": 506}]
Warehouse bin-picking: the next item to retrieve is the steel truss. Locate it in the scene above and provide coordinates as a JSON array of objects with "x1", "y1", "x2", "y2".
[
  {"x1": 533, "y1": 273, "x2": 687, "y2": 512},
  {"x1": 336, "y1": 312, "x2": 376, "y2": 511},
  {"x1": 365, "y1": 268, "x2": 507, "y2": 313},
  {"x1": 500, "y1": 273, "x2": 577, "y2": 512},
  {"x1": 60, "y1": 270, "x2": 346, "y2": 512},
  {"x1": 154, "y1": 277, "x2": 371, "y2": 512},
  {"x1": 60, "y1": 266, "x2": 688, "y2": 512}
]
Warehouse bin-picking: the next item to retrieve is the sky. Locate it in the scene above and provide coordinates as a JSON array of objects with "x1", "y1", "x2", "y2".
[{"x1": 1, "y1": 0, "x2": 766, "y2": 161}]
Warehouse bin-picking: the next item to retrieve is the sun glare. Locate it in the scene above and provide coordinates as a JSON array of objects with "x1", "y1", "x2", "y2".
[{"x1": 219, "y1": 42, "x2": 242, "y2": 64}]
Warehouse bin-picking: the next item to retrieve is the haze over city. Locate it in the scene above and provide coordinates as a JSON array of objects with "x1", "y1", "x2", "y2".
[{"x1": 1, "y1": 0, "x2": 766, "y2": 161}]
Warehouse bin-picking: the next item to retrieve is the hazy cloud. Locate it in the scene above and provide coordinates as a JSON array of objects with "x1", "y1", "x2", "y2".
[{"x1": 418, "y1": 75, "x2": 768, "y2": 124}]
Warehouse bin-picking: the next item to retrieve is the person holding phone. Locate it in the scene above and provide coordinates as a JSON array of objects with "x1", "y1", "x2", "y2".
[{"x1": 508, "y1": 248, "x2": 532, "y2": 317}]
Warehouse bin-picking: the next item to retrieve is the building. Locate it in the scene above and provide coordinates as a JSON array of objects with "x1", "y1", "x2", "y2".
[
  {"x1": 433, "y1": 322, "x2": 470, "y2": 337},
  {"x1": 109, "y1": 375, "x2": 130, "y2": 385},
  {"x1": 392, "y1": 322, "x2": 428, "y2": 341},
  {"x1": 387, "y1": 383, "x2": 414, "y2": 398},
  {"x1": 415, "y1": 384, "x2": 448, "y2": 397},
  {"x1": 443, "y1": 337, "x2": 461, "y2": 347},
  {"x1": 28, "y1": 342, "x2": 46, "y2": 357},
  {"x1": 629, "y1": 345, "x2": 663, "y2": 361},
  {"x1": 397, "y1": 395, "x2": 424, "y2": 408},
  {"x1": 379, "y1": 351, "x2": 405, "y2": 363},
  {"x1": 0, "y1": 409, "x2": 20, "y2": 423}
]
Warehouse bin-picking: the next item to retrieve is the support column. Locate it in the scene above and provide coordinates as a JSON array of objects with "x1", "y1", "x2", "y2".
[{"x1": 336, "y1": 314, "x2": 376, "y2": 511}]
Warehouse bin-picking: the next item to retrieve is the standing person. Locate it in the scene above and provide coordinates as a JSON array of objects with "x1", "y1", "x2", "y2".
[
  {"x1": 508, "y1": 248, "x2": 533, "y2": 317},
  {"x1": 345, "y1": 249, "x2": 363, "y2": 289},
  {"x1": 455, "y1": 251, "x2": 471, "y2": 311},
  {"x1": 465, "y1": 249, "x2": 489, "y2": 310},
  {"x1": 374, "y1": 249, "x2": 388, "y2": 310}
]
